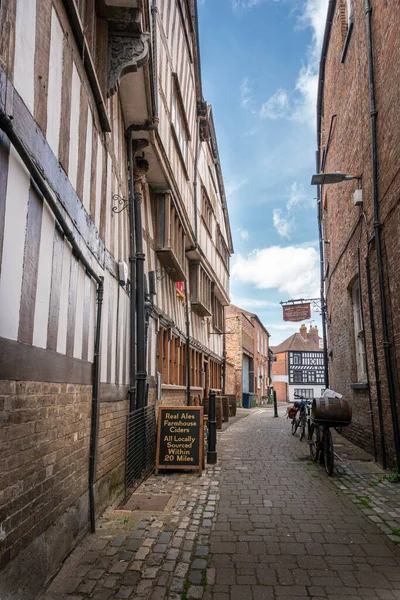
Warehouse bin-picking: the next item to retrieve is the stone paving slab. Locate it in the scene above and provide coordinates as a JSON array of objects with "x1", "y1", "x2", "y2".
[{"x1": 41, "y1": 406, "x2": 400, "y2": 600}]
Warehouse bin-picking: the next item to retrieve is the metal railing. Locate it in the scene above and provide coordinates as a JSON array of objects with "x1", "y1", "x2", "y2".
[{"x1": 125, "y1": 405, "x2": 157, "y2": 497}]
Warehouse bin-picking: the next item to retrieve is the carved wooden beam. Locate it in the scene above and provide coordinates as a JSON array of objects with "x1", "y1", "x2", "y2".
[{"x1": 107, "y1": 7, "x2": 149, "y2": 97}]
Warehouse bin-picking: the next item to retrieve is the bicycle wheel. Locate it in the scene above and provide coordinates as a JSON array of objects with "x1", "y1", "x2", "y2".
[
  {"x1": 324, "y1": 428, "x2": 334, "y2": 476},
  {"x1": 291, "y1": 418, "x2": 299, "y2": 435},
  {"x1": 308, "y1": 423, "x2": 320, "y2": 461}
]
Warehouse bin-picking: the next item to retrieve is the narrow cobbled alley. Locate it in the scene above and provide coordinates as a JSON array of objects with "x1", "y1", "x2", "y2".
[{"x1": 42, "y1": 407, "x2": 400, "y2": 600}]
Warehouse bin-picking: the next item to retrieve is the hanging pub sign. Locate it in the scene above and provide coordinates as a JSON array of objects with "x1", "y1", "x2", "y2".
[
  {"x1": 282, "y1": 303, "x2": 311, "y2": 322},
  {"x1": 155, "y1": 406, "x2": 204, "y2": 475}
]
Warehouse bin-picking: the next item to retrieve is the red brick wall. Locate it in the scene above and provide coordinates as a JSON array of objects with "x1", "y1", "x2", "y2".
[
  {"x1": 225, "y1": 313, "x2": 243, "y2": 405},
  {"x1": 271, "y1": 352, "x2": 288, "y2": 402},
  {"x1": 0, "y1": 380, "x2": 128, "y2": 574},
  {"x1": 321, "y1": 0, "x2": 400, "y2": 464}
]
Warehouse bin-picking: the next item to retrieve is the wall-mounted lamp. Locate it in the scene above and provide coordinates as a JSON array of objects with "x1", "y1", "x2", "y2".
[{"x1": 311, "y1": 172, "x2": 361, "y2": 186}]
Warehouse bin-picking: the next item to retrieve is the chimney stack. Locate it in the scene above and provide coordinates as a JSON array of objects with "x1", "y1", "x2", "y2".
[
  {"x1": 299, "y1": 324, "x2": 307, "y2": 339},
  {"x1": 307, "y1": 325, "x2": 319, "y2": 348}
]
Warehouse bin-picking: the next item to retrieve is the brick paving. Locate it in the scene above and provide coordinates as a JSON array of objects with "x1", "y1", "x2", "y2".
[{"x1": 42, "y1": 406, "x2": 400, "y2": 600}]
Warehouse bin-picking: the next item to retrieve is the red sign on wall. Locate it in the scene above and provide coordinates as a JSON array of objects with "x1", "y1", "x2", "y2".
[
  {"x1": 176, "y1": 281, "x2": 185, "y2": 299},
  {"x1": 282, "y1": 303, "x2": 311, "y2": 322}
]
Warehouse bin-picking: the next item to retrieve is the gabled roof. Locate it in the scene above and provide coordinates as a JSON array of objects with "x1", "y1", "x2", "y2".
[{"x1": 271, "y1": 332, "x2": 321, "y2": 354}]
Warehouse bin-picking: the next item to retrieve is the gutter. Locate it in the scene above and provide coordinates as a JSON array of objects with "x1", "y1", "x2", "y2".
[
  {"x1": 0, "y1": 107, "x2": 104, "y2": 533},
  {"x1": 315, "y1": 0, "x2": 337, "y2": 390}
]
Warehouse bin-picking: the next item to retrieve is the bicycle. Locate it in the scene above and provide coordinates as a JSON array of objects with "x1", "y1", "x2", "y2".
[
  {"x1": 308, "y1": 421, "x2": 335, "y2": 476},
  {"x1": 289, "y1": 395, "x2": 312, "y2": 441},
  {"x1": 307, "y1": 395, "x2": 352, "y2": 477}
]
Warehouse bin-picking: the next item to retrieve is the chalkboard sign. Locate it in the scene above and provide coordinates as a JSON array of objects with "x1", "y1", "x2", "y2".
[{"x1": 155, "y1": 407, "x2": 204, "y2": 475}]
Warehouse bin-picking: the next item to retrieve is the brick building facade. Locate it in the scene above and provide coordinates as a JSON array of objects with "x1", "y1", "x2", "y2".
[
  {"x1": 0, "y1": 0, "x2": 232, "y2": 595},
  {"x1": 225, "y1": 304, "x2": 270, "y2": 406},
  {"x1": 315, "y1": 0, "x2": 400, "y2": 469}
]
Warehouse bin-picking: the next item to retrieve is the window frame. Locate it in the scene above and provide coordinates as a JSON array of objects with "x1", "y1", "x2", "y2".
[{"x1": 352, "y1": 279, "x2": 368, "y2": 383}]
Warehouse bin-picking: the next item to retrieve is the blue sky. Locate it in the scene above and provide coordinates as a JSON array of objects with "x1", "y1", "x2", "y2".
[{"x1": 198, "y1": 0, "x2": 328, "y2": 344}]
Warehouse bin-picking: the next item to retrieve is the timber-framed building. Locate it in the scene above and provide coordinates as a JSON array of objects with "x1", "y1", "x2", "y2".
[{"x1": 0, "y1": 0, "x2": 232, "y2": 594}]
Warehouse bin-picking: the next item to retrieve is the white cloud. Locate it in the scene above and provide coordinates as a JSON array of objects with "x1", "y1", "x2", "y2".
[
  {"x1": 260, "y1": 89, "x2": 290, "y2": 120},
  {"x1": 232, "y1": 0, "x2": 280, "y2": 10},
  {"x1": 232, "y1": 245, "x2": 320, "y2": 298},
  {"x1": 240, "y1": 77, "x2": 252, "y2": 109},
  {"x1": 225, "y1": 177, "x2": 248, "y2": 198},
  {"x1": 293, "y1": 0, "x2": 329, "y2": 128},
  {"x1": 273, "y1": 209, "x2": 293, "y2": 238},
  {"x1": 273, "y1": 182, "x2": 313, "y2": 238},
  {"x1": 238, "y1": 228, "x2": 249, "y2": 240},
  {"x1": 254, "y1": 1, "x2": 328, "y2": 129},
  {"x1": 231, "y1": 298, "x2": 277, "y2": 309}
]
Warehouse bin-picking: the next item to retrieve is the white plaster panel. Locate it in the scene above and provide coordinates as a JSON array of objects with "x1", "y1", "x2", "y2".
[
  {"x1": 88, "y1": 279, "x2": 96, "y2": 363},
  {"x1": 14, "y1": 0, "x2": 36, "y2": 112},
  {"x1": 110, "y1": 279, "x2": 117, "y2": 384},
  {"x1": 100, "y1": 270, "x2": 109, "y2": 382},
  {"x1": 82, "y1": 110, "x2": 93, "y2": 212},
  {"x1": 95, "y1": 135, "x2": 103, "y2": 230},
  {"x1": 0, "y1": 147, "x2": 30, "y2": 340},
  {"x1": 56, "y1": 241, "x2": 72, "y2": 354},
  {"x1": 73, "y1": 264, "x2": 85, "y2": 359},
  {"x1": 46, "y1": 9, "x2": 64, "y2": 157},
  {"x1": 68, "y1": 64, "x2": 81, "y2": 190},
  {"x1": 33, "y1": 201, "x2": 55, "y2": 348},
  {"x1": 105, "y1": 155, "x2": 112, "y2": 249}
]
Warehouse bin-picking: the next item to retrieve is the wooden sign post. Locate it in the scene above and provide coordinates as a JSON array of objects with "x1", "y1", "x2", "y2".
[{"x1": 155, "y1": 406, "x2": 204, "y2": 476}]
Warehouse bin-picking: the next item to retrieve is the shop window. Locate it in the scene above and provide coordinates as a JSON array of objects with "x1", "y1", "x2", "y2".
[
  {"x1": 294, "y1": 388, "x2": 314, "y2": 399},
  {"x1": 157, "y1": 328, "x2": 187, "y2": 386}
]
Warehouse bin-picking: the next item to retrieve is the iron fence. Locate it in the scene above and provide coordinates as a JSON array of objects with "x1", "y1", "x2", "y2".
[{"x1": 125, "y1": 405, "x2": 157, "y2": 497}]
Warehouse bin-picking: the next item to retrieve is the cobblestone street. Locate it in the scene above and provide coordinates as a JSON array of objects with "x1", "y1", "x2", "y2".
[{"x1": 42, "y1": 406, "x2": 400, "y2": 600}]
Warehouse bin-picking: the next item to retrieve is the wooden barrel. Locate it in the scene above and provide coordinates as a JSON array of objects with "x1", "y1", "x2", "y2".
[
  {"x1": 228, "y1": 395, "x2": 237, "y2": 417},
  {"x1": 216, "y1": 396, "x2": 223, "y2": 430},
  {"x1": 222, "y1": 396, "x2": 230, "y2": 422},
  {"x1": 312, "y1": 397, "x2": 352, "y2": 426}
]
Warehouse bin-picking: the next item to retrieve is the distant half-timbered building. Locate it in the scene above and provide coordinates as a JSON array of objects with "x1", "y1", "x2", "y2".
[
  {"x1": 0, "y1": 0, "x2": 232, "y2": 594},
  {"x1": 271, "y1": 325, "x2": 324, "y2": 402}
]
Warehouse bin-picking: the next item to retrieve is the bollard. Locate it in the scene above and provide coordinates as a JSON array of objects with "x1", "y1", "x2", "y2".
[
  {"x1": 273, "y1": 389, "x2": 278, "y2": 418},
  {"x1": 207, "y1": 389, "x2": 217, "y2": 464}
]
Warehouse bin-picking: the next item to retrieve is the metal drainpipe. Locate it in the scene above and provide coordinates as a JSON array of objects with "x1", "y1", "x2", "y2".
[
  {"x1": 126, "y1": 137, "x2": 137, "y2": 413},
  {"x1": 315, "y1": 1, "x2": 336, "y2": 391},
  {"x1": 185, "y1": 278, "x2": 191, "y2": 405},
  {"x1": 366, "y1": 249, "x2": 387, "y2": 468},
  {"x1": 316, "y1": 151, "x2": 329, "y2": 389},
  {"x1": 357, "y1": 247, "x2": 377, "y2": 462},
  {"x1": 193, "y1": 118, "x2": 200, "y2": 245},
  {"x1": 133, "y1": 155, "x2": 149, "y2": 410},
  {"x1": 365, "y1": 0, "x2": 400, "y2": 476},
  {"x1": 151, "y1": 0, "x2": 159, "y2": 123},
  {"x1": 184, "y1": 118, "x2": 201, "y2": 403},
  {"x1": 89, "y1": 279, "x2": 103, "y2": 532},
  {"x1": 0, "y1": 107, "x2": 104, "y2": 532}
]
